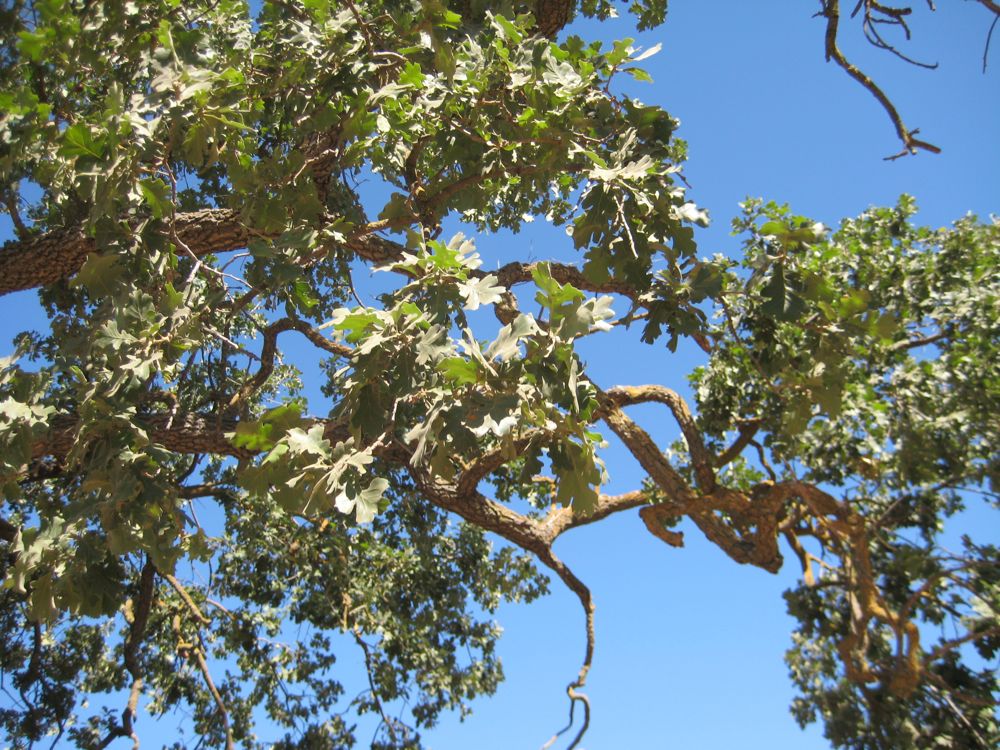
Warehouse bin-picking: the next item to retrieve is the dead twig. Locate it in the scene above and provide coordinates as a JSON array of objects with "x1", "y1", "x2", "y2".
[{"x1": 819, "y1": 0, "x2": 941, "y2": 158}]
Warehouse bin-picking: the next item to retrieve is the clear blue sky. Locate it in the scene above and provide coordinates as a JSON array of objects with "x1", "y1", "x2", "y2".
[{"x1": 1, "y1": 2, "x2": 997, "y2": 749}]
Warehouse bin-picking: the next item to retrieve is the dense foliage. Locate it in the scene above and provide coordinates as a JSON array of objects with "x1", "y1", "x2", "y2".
[{"x1": 0, "y1": 1, "x2": 997, "y2": 748}]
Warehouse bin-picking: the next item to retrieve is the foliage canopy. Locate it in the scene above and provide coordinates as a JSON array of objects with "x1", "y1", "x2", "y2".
[{"x1": 0, "y1": 1, "x2": 997, "y2": 749}]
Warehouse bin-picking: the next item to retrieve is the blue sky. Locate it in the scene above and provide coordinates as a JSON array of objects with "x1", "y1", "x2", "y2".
[{"x1": 1, "y1": 2, "x2": 998, "y2": 749}]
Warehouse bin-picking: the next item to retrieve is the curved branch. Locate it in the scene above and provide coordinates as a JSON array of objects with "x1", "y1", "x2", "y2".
[
  {"x1": 227, "y1": 318, "x2": 352, "y2": 409},
  {"x1": 596, "y1": 392, "x2": 698, "y2": 504},
  {"x1": 820, "y1": 0, "x2": 941, "y2": 158},
  {"x1": 547, "y1": 490, "x2": 650, "y2": 539},
  {"x1": 410, "y1": 465, "x2": 596, "y2": 750},
  {"x1": 98, "y1": 558, "x2": 157, "y2": 750},
  {"x1": 604, "y1": 385, "x2": 716, "y2": 491},
  {"x1": 411, "y1": 471, "x2": 554, "y2": 554},
  {"x1": 536, "y1": 546, "x2": 593, "y2": 750}
]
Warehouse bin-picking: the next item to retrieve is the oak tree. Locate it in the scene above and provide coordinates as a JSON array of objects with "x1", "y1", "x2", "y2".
[{"x1": 0, "y1": 1, "x2": 997, "y2": 749}]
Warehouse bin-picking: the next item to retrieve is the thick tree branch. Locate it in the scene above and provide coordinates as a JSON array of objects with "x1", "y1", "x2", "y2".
[
  {"x1": 0, "y1": 209, "x2": 405, "y2": 298},
  {"x1": 25, "y1": 412, "x2": 353, "y2": 470},
  {"x1": 411, "y1": 471, "x2": 554, "y2": 554},
  {"x1": 0, "y1": 209, "x2": 247, "y2": 297},
  {"x1": 603, "y1": 385, "x2": 716, "y2": 491},
  {"x1": 596, "y1": 392, "x2": 698, "y2": 504}
]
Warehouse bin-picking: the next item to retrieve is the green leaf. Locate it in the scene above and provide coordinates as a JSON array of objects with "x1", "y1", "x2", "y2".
[
  {"x1": 59, "y1": 123, "x2": 104, "y2": 159},
  {"x1": 72, "y1": 253, "x2": 124, "y2": 296},
  {"x1": 760, "y1": 266, "x2": 805, "y2": 322},
  {"x1": 230, "y1": 405, "x2": 303, "y2": 451},
  {"x1": 139, "y1": 178, "x2": 173, "y2": 220},
  {"x1": 438, "y1": 357, "x2": 480, "y2": 385},
  {"x1": 398, "y1": 62, "x2": 425, "y2": 88},
  {"x1": 284, "y1": 424, "x2": 330, "y2": 457},
  {"x1": 459, "y1": 275, "x2": 505, "y2": 310}
]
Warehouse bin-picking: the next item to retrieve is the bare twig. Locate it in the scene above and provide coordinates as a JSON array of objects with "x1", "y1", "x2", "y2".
[
  {"x1": 164, "y1": 573, "x2": 210, "y2": 625},
  {"x1": 98, "y1": 559, "x2": 157, "y2": 750},
  {"x1": 352, "y1": 630, "x2": 400, "y2": 745},
  {"x1": 226, "y1": 317, "x2": 352, "y2": 409},
  {"x1": 819, "y1": 0, "x2": 941, "y2": 158},
  {"x1": 192, "y1": 648, "x2": 235, "y2": 750},
  {"x1": 715, "y1": 420, "x2": 762, "y2": 467},
  {"x1": 984, "y1": 13, "x2": 999, "y2": 72},
  {"x1": 536, "y1": 547, "x2": 594, "y2": 750}
]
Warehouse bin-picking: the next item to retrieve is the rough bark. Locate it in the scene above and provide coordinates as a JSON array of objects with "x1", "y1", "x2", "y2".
[
  {"x1": 0, "y1": 210, "x2": 248, "y2": 297},
  {"x1": 0, "y1": 210, "x2": 406, "y2": 298},
  {"x1": 29, "y1": 412, "x2": 353, "y2": 465}
]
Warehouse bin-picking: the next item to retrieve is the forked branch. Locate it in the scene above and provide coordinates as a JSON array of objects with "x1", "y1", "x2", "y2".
[{"x1": 819, "y1": 0, "x2": 942, "y2": 158}]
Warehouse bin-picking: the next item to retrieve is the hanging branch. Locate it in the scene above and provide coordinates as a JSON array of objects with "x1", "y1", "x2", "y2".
[
  {"x1": 97, "y1": 559, "x2": 157, "y2": 750},
  {"x1": 819, "y1": 0, "x2": 941, "y2": 158}
]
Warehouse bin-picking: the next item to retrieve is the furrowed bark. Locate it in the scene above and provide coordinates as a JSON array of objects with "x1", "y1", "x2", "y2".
[
  {"x1": 0, "y1": 210, "x2": 406, "y2": 297},
  {"x1": 0, "y1": 210, "x2": 247, "y2": 296},
  {"x1": 27, "y1": 412, "x2": 352, "y2": 467}
]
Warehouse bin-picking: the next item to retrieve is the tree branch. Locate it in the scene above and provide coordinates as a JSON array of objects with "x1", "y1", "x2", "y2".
[
  {"x1": 0, "y1": 209, "x2": 247, "y2": 297},
  {"x1": 98, "y1": 559, "x2": 156, "y2": 750},
  {"x1": 0, "y1": 209, "x2": 405, "y2": 298},
  {"x1": 547, "y1": 490, "x2": 650, "y2": 539},
  {"x1": 24, "y1": 412, "x2": 354, "y2": 473},
  {"x1": 715, "y1": 420, "x2": 761, "y2": 467},
  {"x1": 596, "y1": 391, "x2": 699, "y2": 504},
  {"x1": 603, "y1": 385, "x2": 716, "y2": 491},
  {"x1": 227, "y1": 317, "x2": 352, "y2": 409},
  {"x1": 819, "y1": 0, "x2": 941, "y2": 158},
  {"x1": 0, "y1": 515, "x2": 16, "y2": 544}
]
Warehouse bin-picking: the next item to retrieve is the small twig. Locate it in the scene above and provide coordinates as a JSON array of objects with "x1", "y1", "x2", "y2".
[
  {"x1": 226, "y1": 317, "x2": 352, "y2": 410},
  {"x1": 925, "y1": 681, "x2": 995, "y2": 749},
  {"x1": 750, "y1": 439, "x2": 778, "y2": 482},
  {"x1": 352, "y1": 630, "x2": 400, "y2": 745},
  {"x1": 984, "y1": 13, "x2": 999, "y2": 72},
  {"x1": 890, "y1": 329, "x2": 949, "y2": 351},
  {"x1": 204, "y1": 325, "x2": 256, "y2": 357}
]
